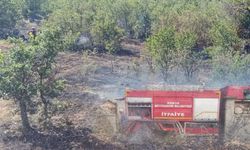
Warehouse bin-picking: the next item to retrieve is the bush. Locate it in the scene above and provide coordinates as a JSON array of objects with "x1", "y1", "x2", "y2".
[{"x1": 210, "y1": 49, "x2": 250, "y2": 85}]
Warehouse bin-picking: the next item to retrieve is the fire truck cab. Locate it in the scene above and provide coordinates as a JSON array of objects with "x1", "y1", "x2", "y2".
[{"x1": 220, "y1": 86, "x2": 250, "y2": 142}]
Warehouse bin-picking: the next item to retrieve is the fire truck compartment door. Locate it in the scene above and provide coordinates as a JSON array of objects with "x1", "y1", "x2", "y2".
[
  {"x1": 193, "y1": 98, "x2": 219, "y2": 121},
  {"x1": 153, "y1": 97, "x2": 193, "y2": 121}
]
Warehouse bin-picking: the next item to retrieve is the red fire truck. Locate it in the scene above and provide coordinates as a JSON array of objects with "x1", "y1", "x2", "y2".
[{"x1": 124, "y1": 86, "x2": 250, "y2": 137}]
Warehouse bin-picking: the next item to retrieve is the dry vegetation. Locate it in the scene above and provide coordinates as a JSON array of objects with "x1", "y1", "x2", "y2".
[{"x1": 0, "y1": 40, "x2": 12, "y2": 53}]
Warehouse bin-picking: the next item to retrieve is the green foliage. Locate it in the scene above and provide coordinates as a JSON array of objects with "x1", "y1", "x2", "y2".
[
  {"x1": 31, "y1": 27, "x2": 66, "y2": 128},
  {"x1": 0, "y1": 52, "x2": 4, "y2": 63},
  {"x1": 1, "y1": 0, "x2": 250, "y2": 84},
  {"x1": 0, "y1": 0, "x2": 21, "y2": 38},
  {"x1": 146, "y1": 27, "x2": 176, "y2": 78},
  {"x1": 209, "y1": 21, "x2": 241, "y2": 50},
  {"x1": 43, "y1": 9, "x2": 82, "y2": 50},
  {"x1": 0, "y1": 27, "x2": 66, "y2": 131},
  {"x1": 32, "y1": 27, "x2": 65, "y2": 94},
  {"x1": 150, "y1": 0, "x2": 238, "y2": 48},
  {"x1": 146, "y1": 0, "x2": 250, "y2": 83},
  {"x1": 0, "y1": 40, "x2": 37, "y2": 100},
  {"x1": 175, "y1": 32, "x2": 203, "y2": 80},
  {"x1": 237, "y1": 2, "x2": 250, "y2": 39},
  {"x1": 115, "y1": 0, "x2": 152, "y2": 39},
  {"x1": 91, "y1": 10, "x2": 123, "y2": 53},
  {"x1": 209, "y1": 49, "x2": 250, "y2": 84},
  {"x1": 22, "y1": 0, "x2": 48, "y2": 20},
  {"x1": 0, "y1": 39, "x2": 37, "y2": 132},
  {"x1": 175, "y1": 32, "x2": 197, "y2": 51},
  {"x1": 44, "y1": 0, "x2": 124, "y2": 53},
  {"x1": 43, "y1": 0, "x2": 91, "y2": 51},
  {"x1": 88, "y1": 0, "x2": 125, "y2": 53},
  {"x1": 147, "y1": 27, "x2": 204, "y2": 81},
  {"x1": 206, "y1": 14, "x2": 248, "y2": 84}
]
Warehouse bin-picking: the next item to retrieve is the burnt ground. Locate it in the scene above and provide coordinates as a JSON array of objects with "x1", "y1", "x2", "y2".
[
  {"x1": 1, "y1": 40, "x2": 250, "y2": 149},
  {"x1": 55, "y1": 42, "x2": 161, "y2": 100}
]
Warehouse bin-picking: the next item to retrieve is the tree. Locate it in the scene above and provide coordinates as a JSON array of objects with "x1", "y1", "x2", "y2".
[
  {"x1": 147, "y1": 27, "x2": 204, "y2": 82},
  {"x1": 91, "y1": 10, "x2": 124, "y2": 53},
  {"x1": 0, "y1": 40, "x2": 37, "y2": 134},
  {"x1": 115, "y1": 0, "x2": 152, "y2": 40},
  {"x1": 209, "y1": 49, "x2": 250, "y2": 85},
  {"x1": 175, "y1": 32, "x2": 203, "y2": 81},
  {"x1": 22, "y1": 0, "x2": 48, "y2": 20},
  {"x1": 0, "y1": 26, "x2": 66, "y2": 134},
  {"x1": 32, "y1": 27, "x2": 65, "y2": 128},
  {"x1": 0, "y1": 0, "x2": 21, "y2": 38},
  {"x1": 228, "y1": 0, "x2": 250, "y2": 39},
  {"x1": 239, "y1": 7, "x2": 250, "y2": 39},
  {"x1": 146, "y1": 27, "x2": 176, "y2": 79},
  {"x1": 209, "y1": 21, "x2": 242, "y2": 51},
  {"x1": 207, "y1": 20, "x2": 250, "y2": 85}
]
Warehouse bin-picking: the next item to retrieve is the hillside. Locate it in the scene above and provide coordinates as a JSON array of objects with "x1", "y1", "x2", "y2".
[
  {"x1": 1, "y1": 0, "x2": 250, "y2": 149},
  {"x1": 0, "y1": 41, "x2": 250, "y2": 149}
]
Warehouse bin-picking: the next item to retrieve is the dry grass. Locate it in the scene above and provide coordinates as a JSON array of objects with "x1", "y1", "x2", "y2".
[
  {"x1": 0, "y1": 100, "x2": 16, "y2": 124},
  {"x1": 0, "y1": 40, "x2": 9, "y2": 45},
  {"x1": 0, "y1": 100, "x2": 23, "y2": 150},
  {"x1": 0, "y1": 40, "x2": 12, "y2": 53}
]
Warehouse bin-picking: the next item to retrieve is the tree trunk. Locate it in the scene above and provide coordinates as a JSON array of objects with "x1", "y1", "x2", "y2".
[
  {"x1": 42, "y1": 95, "x2": 49, "y2": 129},
  {"x1": 44, "y1": 102, "x2": 48, "y2": 122},
  {"x1": 19, "y1": 98, "x2": 31, "y2": 134},
  {"x1": 40, "y1": 75, "x2": 49, "y2": 129}
]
